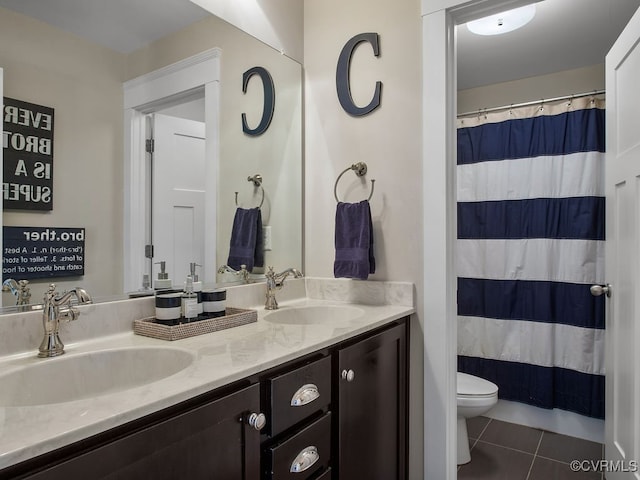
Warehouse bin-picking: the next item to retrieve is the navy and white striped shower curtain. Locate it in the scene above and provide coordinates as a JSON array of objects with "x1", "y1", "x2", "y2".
[{"x1": 456, "y1": 97, "x2": 606, "y2": 419}]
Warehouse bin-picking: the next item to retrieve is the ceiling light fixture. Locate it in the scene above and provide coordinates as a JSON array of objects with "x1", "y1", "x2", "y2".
[{"x1": 467, "y1": 4, "x2": 536, "y2": 36}]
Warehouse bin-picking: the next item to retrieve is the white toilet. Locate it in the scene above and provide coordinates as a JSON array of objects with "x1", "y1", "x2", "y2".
[{"x1": 457, "y1": 372, "x2": 499, "y2": 465}]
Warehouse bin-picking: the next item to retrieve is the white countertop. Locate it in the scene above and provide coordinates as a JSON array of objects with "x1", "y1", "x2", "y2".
[{"x1": 0, "y1": 294, "x2": 413, "y2": 470}]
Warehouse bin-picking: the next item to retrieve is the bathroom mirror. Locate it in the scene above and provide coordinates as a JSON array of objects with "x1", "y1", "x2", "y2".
[{"x1": 0, "y1": 1, "x2": 302, "y2": 310}]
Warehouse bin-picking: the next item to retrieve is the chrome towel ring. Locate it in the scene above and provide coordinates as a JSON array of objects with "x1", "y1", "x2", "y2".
[
  {"x1": 334, "y1": 162, "x2": 375, "y2": 203},
  {"x1": 235, "y1": 174, "x2": 265, "y2": 208}
]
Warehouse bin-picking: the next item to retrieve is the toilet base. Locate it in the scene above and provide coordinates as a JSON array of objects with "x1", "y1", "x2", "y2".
[{"x1": 457, "y1": 417, "x2": 471, "y2": 465}]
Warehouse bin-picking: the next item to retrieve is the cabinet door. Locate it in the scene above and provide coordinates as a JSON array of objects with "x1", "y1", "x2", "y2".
[
  {"x1": 336, "y1": 322, "x2": 407, "y2": 480},
  {"x1": 23, "y1": 384, "x2": 262, "y2": 480}
]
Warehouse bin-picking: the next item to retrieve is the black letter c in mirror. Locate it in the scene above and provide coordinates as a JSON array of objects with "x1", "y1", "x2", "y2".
[{"x1": 242, "y1": 66, "x2": 275, "y2": 136}]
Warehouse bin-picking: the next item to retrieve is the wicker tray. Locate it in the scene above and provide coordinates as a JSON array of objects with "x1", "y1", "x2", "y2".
[{"x1": 133, "y1": 307, "x2": 257, "y2": 341}]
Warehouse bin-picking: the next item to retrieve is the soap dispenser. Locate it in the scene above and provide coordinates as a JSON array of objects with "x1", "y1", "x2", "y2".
[
  {"x1": 154, "y1": 261, "x2": 173, "y2": 290},
  {"x1": 186, "y1": 262, "x2": 204, "y2": 317},
  {"x1": 181, "y1": 275, "x2": 198, "y2": 322}
]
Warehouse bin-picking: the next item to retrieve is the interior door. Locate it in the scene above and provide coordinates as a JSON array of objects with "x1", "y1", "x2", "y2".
[
  {"x1": 604, "y1": 7, "x2": 640, "y2": 479},
  {"x1": 152, "y1": 113, "x2": 206, "y2": 287}
]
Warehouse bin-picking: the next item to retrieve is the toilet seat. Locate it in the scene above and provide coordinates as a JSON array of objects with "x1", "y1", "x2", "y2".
[{"x1": 457, "y1": 372, "x2": 498, "y2": 397}]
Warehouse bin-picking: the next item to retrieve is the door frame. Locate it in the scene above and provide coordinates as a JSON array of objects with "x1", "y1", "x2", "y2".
[
  {"x1": 122, "y1": 48, "x2": 221, "y2": 292},
  {"x1": 421, "y1": 1, "x2": 538, "y2": 478},
  {"x1": 0, "y1": 67, "x2": 3, "y2": 305}
]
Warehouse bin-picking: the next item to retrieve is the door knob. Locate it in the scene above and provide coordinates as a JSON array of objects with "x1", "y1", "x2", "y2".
[{"x1": 590, "y1": 284, "x2": 611, "y2": 297}]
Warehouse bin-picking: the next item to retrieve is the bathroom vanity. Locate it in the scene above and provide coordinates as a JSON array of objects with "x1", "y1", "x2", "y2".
[{"x1": 0, "y1": 279, "x2": 413, "y2": 480}]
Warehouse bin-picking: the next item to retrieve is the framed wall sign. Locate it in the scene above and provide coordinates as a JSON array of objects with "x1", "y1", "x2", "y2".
[
  {"x1": 2, "y1": 97, "x2": 54, "y2": 210},
  {"x1": 2, "y1": 226, "x2": 85, "y2": 280}
]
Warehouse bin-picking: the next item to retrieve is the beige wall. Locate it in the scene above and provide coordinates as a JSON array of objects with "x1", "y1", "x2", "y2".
[
  {"x1": 0, "y1": 7, "x2": 125, "y2": 304},
  {"x1": 304, "y1": 0, "x2": 424, "y2": 477},
  {"x1": 127, "y1": 15, "x2": 303, "y2": 279},
  {"x1": 457, "y1": 63, "x2": 605, "y2": 114}
]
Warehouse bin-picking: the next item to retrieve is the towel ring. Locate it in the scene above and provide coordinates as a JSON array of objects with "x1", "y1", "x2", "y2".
[
  {"x1": 235, "y1": 174, "x2": 265, "y2": 208},
  {"x1": 334, "y1": 162, "x2": 375, "y2": 203}
]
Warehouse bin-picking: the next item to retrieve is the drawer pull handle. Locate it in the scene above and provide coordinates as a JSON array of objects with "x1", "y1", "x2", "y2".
[
  {"x1": 290, "y1": 446, "x2": 319, "y2": 473},
  {"x1": 247, "y1": 412, "x2": 267, "y2": 431},
  {"x1": 291, "y1": 383, "x2": 320, "y2": 406}
]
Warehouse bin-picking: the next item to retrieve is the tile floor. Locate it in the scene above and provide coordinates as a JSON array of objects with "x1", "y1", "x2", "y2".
[{"x1": 457, "y1": 417, "x2": 604, "y2": 480}]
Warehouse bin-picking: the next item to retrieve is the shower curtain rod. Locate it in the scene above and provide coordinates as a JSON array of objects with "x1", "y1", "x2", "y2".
[{"x1": 457, "y1": 89, "x2": 605, "y2": 118}]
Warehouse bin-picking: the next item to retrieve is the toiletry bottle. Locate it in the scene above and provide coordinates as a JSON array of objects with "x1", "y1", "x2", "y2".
[
  {"x1": 181, "y1": 275, "x2": 198, "y2": 322},
  {"x1": 154, "y1": 261, "x2": 173, "y2": 290},
  {"x1": 187, "y1": 262, "x2": 204, "y2": 318}
]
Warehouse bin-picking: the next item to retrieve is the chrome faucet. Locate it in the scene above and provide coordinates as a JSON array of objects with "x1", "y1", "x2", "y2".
[
  {"x1": 38, "y1": 284, "x2": 92, "y2": 358},
  {"x1": 218, "y1": 264, "x2": 251, "y2": 284},
  {"x1": 265, "y1": 266, "x2": 303, "y2": 310},
  {"x1": 2, "y1": 278, "x2": 32, "y2": 306}
]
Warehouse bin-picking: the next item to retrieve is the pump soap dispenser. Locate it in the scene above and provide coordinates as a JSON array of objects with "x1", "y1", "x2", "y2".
[
  {"x1": 186, "y1": 262, "x2": 204, "y2": 317},
  {"x1": 182, "y1": 275, "x2": 198, "y2": 322},
  {"x1": 154, "y1": 261, "x2": 173, "y2": 290}
]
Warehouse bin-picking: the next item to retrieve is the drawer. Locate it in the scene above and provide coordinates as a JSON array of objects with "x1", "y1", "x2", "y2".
[
  {"x1": 266, "y1": 412, "x2": 331, "y2": 480},
  {"x1": 268, "y1": 356, "x2": 331, "y2": 436},
  {"x1": 311, "y1": 467, "x2": 332, "y2": 480}
]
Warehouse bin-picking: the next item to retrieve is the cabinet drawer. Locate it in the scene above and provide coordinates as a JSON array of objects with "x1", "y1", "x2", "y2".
[
  {"x1": 266, "y1": 412, "x2": 331, "y2": 480},
  {"x1": 311, "y1": 466, "x2": 332, "y2": 480},
  {"x1": 268, "y1": 355, "x2": 331, "y2": 436}
]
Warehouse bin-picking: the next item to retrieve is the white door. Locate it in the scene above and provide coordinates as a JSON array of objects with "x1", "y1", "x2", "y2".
[
  {"x1": 605, "y1": 7, "x2": 640, "y2": 479},
  {"x1": 152, "y1": 113, "x2": 206, "y2": 287}
]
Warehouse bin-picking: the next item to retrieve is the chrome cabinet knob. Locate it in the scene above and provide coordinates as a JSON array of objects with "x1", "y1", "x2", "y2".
[
  {"x1": 590, "y1": 284, "x2": 612, "y2": 297},
  {"x1": 247, "y1": 412, "x2": 266, "y2": 431},
  {"x1": 341, "y1": 369, "x2": 355, "y2": 382}
]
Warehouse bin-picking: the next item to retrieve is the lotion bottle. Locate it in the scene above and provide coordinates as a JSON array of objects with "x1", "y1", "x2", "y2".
[
  {"x1": 186, "y1": 262, "x2": 204, "y2": 318},
  {"x1": 181, "y1": 275, "x2": 198, "y2": 322}
]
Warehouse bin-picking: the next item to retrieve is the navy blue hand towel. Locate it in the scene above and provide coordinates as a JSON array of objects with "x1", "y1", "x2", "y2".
[
  {"x1": 227, "y1": 207, "x2": 264, "y2": 271},
  {"x1": 334, "y1": 200, "x2": 375, "y2": 280}
]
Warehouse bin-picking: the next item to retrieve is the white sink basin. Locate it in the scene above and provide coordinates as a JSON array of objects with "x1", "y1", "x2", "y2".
[
  {"x1": 0, "y1": 347, "x2": 195, "y2": 407},
  {"x1": 264, "y1": 305, "x2": 365, "y2": 325}
]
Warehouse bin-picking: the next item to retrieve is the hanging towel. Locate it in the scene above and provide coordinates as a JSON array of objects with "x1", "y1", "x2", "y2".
[
  {"x1": 334, "y1": 200, "x2": 375, "y2": 280},
  {"x1": 227, "y1": 207, "x2": 264, "y2": 271}
]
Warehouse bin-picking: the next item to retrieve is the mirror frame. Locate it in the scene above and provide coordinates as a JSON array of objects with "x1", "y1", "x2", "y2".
[
  {"x1": 122, "y1": 48, "x2": 221, "y2": 292},
  {"x1": 0, "y1": 67, "x2": 3, "y2": 300}
]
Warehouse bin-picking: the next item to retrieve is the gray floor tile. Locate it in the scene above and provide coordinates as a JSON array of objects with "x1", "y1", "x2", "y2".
[
  {"x1": 478, "y1": 419, "x2": 543, "y2": 454},
  {"x1": 457, "y1": 441, "x2": 534, "y2": 480},
  {"x1": 537, "y1": 431, "x2": 603, "y2": 464},
  {"x1": 467, "y1": 416, "x2": 491, "y2": 440},
  {"x1": 528, "y1": 457, "x2": 602, "y2": 480}
]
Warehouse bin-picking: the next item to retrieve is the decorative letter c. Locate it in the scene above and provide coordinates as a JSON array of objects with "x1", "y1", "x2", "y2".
[
  {"x1": 242, "y1": 66, "x2": 275, "y2": 136},
  {"x1": 336, "y1": 32, "x2": 382, "y2": 116}
]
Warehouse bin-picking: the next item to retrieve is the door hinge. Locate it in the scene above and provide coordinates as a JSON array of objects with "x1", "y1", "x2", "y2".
[
  {"x1": 145, "y1": 244, "x2": 154, "y2": 259},
  {"x1": 145, "y1": 138, "x2": 155, "y2": 153}
]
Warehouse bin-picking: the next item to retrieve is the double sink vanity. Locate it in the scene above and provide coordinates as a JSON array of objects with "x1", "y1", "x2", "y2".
[{"x1": 0, "y1": 278, "x2": 414, "y2": 479}]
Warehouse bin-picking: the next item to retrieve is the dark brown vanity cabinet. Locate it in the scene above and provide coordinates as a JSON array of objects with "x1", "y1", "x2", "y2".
[
  {"x1": 335, "y1": 322, "x2": 408, "y2": 480},
  {"x1": 3, "y1": 318, "x2": 408, "y2": 480},
  {"x1": 5, "y1": 383, "x2": 263, "y2": 480}
]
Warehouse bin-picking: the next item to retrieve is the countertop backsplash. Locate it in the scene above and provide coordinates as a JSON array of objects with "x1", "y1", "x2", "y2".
[{"x1": 0, "y1": 277, "x2": 413, "y2": 358}]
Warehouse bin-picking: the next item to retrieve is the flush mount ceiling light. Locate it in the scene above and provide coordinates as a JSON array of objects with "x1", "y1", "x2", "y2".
[{"x1": 467, "y1": 4, "x2": 536, "y2": 35}]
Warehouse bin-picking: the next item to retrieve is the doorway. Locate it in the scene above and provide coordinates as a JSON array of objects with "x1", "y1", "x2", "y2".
[
  {"x1": 422, "y1": 1, "x2": 640, "y2": 478},
  {"x1": 122, "y1": 48, "x2": 220, "y2": 293}
]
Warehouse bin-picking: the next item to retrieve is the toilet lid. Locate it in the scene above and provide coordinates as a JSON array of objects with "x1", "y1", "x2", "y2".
[{"x1": 457, "y1": 372, "x2": 498, "y2": 397}]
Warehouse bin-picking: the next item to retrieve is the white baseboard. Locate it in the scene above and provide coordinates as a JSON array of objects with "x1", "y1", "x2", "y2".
[{"x1": 486, "y1": 399, "x2": 604, "y2": 443}]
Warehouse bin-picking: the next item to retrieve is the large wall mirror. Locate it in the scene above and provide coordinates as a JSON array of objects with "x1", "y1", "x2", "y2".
[{"x1": 0, "y1": 0, "x2": 303, "y2": 310}]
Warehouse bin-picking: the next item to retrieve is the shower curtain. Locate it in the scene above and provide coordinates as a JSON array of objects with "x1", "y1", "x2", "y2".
[{"x1": 456, "y1": 96, "x2": 606, "y2": 419}]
